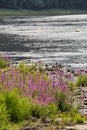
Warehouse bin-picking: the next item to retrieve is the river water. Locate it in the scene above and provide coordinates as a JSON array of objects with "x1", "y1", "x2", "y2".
[{"x1": 0, "y1": 14, "x2": 87, "y2": 69}]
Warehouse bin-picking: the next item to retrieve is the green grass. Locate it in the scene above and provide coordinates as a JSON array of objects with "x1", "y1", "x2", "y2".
[{"x1": 0, "y1": 9, "x2": 87, "y2": 16}]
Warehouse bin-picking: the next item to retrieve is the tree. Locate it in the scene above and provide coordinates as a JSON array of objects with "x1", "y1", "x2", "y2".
[
  {"x1": 17, "y1": 0, "x2": 24, "y2": 9},
  {"x1": 24, "y1": 0, "x2": 44, "y2": 10},
  {"x1": 13, "y1": 0, "x2": 17, "y2": 8}
]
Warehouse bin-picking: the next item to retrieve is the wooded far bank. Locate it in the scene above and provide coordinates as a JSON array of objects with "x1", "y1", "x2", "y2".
[{"x1": 0, "y1": 0, "x2": 87, "y2": 10}]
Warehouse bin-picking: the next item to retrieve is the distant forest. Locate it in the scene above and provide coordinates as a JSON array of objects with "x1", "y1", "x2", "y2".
[{"x1": 0, "y1": 0, "x2": 87, "y2": 10}]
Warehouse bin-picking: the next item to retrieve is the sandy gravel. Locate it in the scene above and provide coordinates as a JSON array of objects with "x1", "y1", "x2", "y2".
[{"x1": 65, "y1": 124, "x2": 87, "y2": 130}]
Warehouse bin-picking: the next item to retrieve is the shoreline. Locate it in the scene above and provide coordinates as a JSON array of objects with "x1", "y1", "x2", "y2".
[{"x1": 0, "y1": 9, "x2": 87, "y2": 16}]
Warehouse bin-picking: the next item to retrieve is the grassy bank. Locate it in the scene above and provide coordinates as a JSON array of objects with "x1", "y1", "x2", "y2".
[
  {"x1": 0, "y1": 9, "x2": 87, "y2": 16},
  {"x1": 0, "y1": 55, "x2": 87, "y2": 129}
]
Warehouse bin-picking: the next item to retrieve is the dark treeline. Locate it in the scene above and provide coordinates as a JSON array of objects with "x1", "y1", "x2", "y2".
[{"x1": 0, "y1": 0, "x2": 87, "y2": 10}]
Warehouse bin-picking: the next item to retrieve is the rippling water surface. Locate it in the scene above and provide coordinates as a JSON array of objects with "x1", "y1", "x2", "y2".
[{"x1": 0, "y1": 14, "x2": 87, "y2": 69}]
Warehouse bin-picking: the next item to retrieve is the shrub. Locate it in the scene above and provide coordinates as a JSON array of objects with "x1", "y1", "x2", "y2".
[
  {"x1": 31, "y1": 103, "x2": 45, "y2": 118},
  {"x1": 18, "y1": 62, "x2": 37, "y2": 75},
  {"x1": 44, "y1": 103, "x2": 58, "y2": 116},
  {"x1": 54, "y1": 90, "x2": 73, "y2": 112},
  {"x1": 0, "y1": 94, "x2": 9, "y2": 129},
  {"x1": 0, "y1": 55, "x2": 9, "y2": 68},
  {"x1": 76, "y1": 74, "x2": 87, "y2": 87},
  {"x1": 18, "y1": 62, "x2": 30, "y2": 74},
  {"x1": 5, "y1": 89, "x2": 32, "y2": 123},
  {"x1": 60, "y1": 113, "x2": 72, "y2": 125},
  {"x1": 31, "y1": 103, "x2": 58, "y2": 121},
  {"x1": 18, "y1": 61, "x2": 45, "y2": 75},
  {"x1": 74, "y1": 114, "x2": 84, "y2": 124}
]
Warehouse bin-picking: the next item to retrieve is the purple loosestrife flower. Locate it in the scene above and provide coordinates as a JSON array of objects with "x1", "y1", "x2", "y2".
[
  {"x1": 81, "y1": 94, "x2": 86, "y2": 102},
  {"x1": 1, "y1": 72, "x2": 5, "y2": 81},
  {"x1": 75, "y1": 69, "x2": 85, "y2": 76},
  {"x1": 3, "y1": 55, "x2": 9, "y2": 61},
  {"x1": 47, "y1": 96, "x2": 54, "y2": 103},
  {"x1": 0, "y1": 64, "x2": 76, "y2": 106}
]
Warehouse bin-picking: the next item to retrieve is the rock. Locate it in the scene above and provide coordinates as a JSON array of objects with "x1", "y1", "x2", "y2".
[
  {"x1": 21, "y1": 126, "x2": 39, "y2": 130},
  {"x1": 31, "y1": 117, "x2": 38, "y2": 122}
]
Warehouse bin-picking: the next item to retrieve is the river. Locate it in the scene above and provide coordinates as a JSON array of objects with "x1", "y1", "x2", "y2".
[{"x1": 0, "y1": 14, "x2": 87, "y2": 69}]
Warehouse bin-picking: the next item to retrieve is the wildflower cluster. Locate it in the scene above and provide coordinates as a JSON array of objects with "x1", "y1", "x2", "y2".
[
  {"x1": 0, "y1": 57, "x2": 85, "y2": 129},
  {"x1": 0, "y1": 63, "x2": 75, "y2": 109}
]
